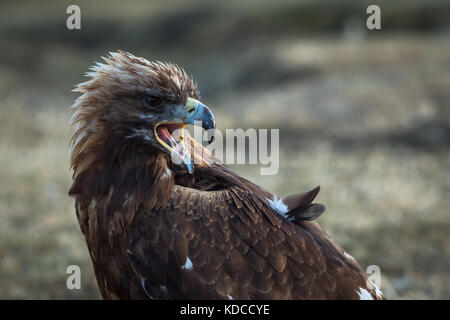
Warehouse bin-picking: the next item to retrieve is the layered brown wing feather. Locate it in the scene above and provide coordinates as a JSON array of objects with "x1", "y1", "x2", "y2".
[{"x1": 126, "y1": 179, "x2": 380, "y2": 299}]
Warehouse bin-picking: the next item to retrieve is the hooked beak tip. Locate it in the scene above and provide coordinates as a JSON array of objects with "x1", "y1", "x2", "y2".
[{"x1": 184, "y1": 97, "x2": 216, "y2": 146}]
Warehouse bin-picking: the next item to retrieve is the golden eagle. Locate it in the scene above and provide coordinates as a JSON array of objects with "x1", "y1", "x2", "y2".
[{"x1": 69, "y1": 51, "x2": 383, "y2": 300}]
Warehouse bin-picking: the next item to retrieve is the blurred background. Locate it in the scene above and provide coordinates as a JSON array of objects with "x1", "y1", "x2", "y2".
[{"x1": 0, "y1": 0, "x2": 449, "y2": 299}]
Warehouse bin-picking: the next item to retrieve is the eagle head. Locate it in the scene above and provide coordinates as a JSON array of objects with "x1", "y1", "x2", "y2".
[{"x1": 70, "y1": 50, "x2": 215, "y2": 174}]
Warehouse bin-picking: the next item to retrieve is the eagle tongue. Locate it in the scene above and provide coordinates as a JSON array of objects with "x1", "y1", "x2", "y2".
[{"x1": 157, "y1": 125, "x2": 178, "y2": 147}]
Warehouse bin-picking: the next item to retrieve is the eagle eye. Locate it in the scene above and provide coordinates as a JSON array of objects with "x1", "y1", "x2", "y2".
[{"x1": 143, "y1": 94, "x2": 162, "y2": 108}]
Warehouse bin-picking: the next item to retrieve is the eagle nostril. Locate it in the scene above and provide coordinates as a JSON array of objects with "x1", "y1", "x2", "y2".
[{"x1": 187, "y1": 107, "x2": 196, "y2": 114}]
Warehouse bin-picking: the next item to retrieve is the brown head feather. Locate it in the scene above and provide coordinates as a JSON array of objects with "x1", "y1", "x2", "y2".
[{"x1": 68, "y1": 51, "x2": 208, "y2": 206}]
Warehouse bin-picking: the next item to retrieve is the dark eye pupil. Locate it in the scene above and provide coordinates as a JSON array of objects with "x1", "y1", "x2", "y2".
[{"x1": 144, "y1": 95, "x2": 162, "y2": 108}]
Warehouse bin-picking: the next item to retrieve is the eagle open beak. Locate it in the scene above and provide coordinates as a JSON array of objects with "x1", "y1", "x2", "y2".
[{"x1": 154, "y1": 98, "x2": 215, "y2": 174}]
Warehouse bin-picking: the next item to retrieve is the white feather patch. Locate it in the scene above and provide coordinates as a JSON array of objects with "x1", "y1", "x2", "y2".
[
  {"x1": 267, "y1": 196, "x2": 289, "y2": 217},
  {"x1": 182, "y1": 257, "x2": 193, "y2": 270},
  {"x1": 357, "y1": 287, "x2": 374, "y2": 300}
]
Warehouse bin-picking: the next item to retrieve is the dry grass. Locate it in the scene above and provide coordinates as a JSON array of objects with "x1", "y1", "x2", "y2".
[{"x1": 0, "y1": 101, "x2": 99, "y2": 299}]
